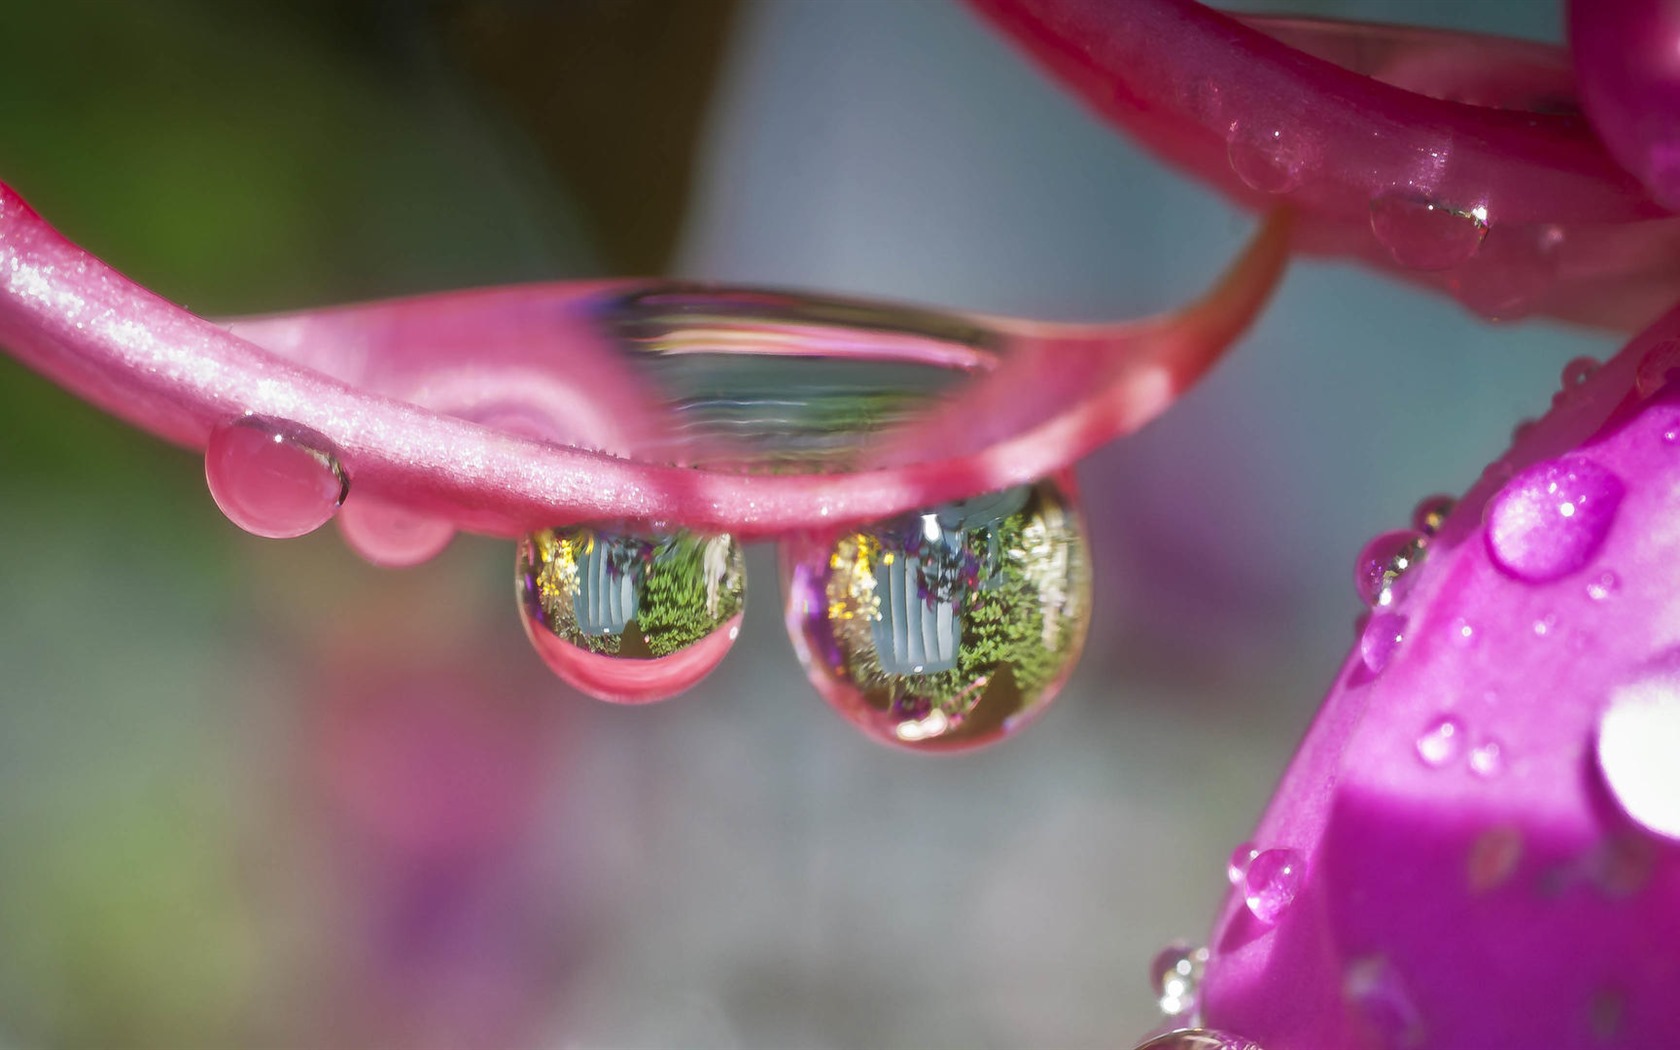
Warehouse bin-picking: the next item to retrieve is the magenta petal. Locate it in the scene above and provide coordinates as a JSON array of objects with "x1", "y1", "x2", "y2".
[
  {"x1": 0, "y1": 181, "x2": 1288, "y2": 538},
  {"x1": 1571, "y1": 0, "x2": 1680, "y2": 210},
  {"x1": 967, "y1": 0, "x2": 1680, "y2": 328},
  {"x1": 1198, "y1": 305, "x2": 1680, "y2": 1048}
]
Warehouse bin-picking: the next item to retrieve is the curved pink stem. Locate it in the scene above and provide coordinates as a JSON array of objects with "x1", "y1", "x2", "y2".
[
  {"x1": 966, "y1": 0, "x2": 1680, "y2": 329},
  {"x1": 0, "y1": 180, "x2": 1289, "y2": 539}
]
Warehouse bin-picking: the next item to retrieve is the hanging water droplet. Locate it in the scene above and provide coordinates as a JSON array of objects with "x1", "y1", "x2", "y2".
[
  {"x1": 1469, "y1": 738, "x2": 1506, "y2": 778},
  {"x1": 1359, "y1": 612, "x2": 1406, "y2": 674},
  {"x1": 1227, "y1": 842, "x2": 1260, "y2": 886},
  {"x1": 1636, "y1": 339, "x2": 1680, "y2": 398},
  {"x1": 1149, "y1": 942, "x2": 1208, "y2": 1020},
  {"x1": 1596, "y1": 676, "x2": 1680, "y2": 841},
  {"x1": 1131, "y1": 1030, "x2": 1264, "y2": 1050},
  {"x1": 1416, "y1": 715, "x2": 1465, "y2": 767},
  {"x1": 1369, "y1": 192, "x2": 1488, "y2": 271},
  {"x1": 1354, "y1": 529, "x2": 1427, "y2": 608},
  {"x1": 1410, "y1": 495, "x2": 1455, "y2": 537},
  {"x1": 781, "y1": 477, "x2": 1090, "y2": 751},
  {"x1": 1586, "y1": 570, "x2": 1621, "y2": 602},
  {"x1": 518, "y1": 527, "x2": 746, "y2": 703},
  {"x1": 1243, "y1": 847, "x2": 1305, "y2": 924},
  {"x1": 338, "y1": 495, "x2": 455, "y2": 568},
  {"x1": 1226, "y1": 122, "x2": 1308, "y2": 194},
  {"x1": 1450, "y1": 223, "x2": 1561, "y2": 321},
  {"x1": 1485, "y1": 457, "x2": 1624, "y2": 583},
  {"x1": 204, "y1": 416, "x2": 348, "y2": 539}
]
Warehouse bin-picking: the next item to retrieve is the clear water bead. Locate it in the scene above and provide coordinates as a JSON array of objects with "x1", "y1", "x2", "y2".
[
  {"x1": 1226, "y1": 122, "x2": 1308, "y2": 195},
  {"x1": 1359, "y1": 612, "x2": 1406, "y2": 674},
  {"x1": 1485, "y1": 457, "x2": 1624, "y2": 583},
  {"x1": 1369, "y1": 192, "x2": 1488, "y2": 271},
  {"x1": 1227, "y1": 842, "x2": 1260, "y2": 886},
  {"x1": 204, "y1": 416, "x2": 348, "y2": 538},
  {"x1": 1149, "y1": 942, "x2": 1208, "y2": 1019},
  {"x1": 782, "y1": 477, "x2": 1090, "y2": 751},
  {"x1": 1354, "y1": 529, "x2": 1427, "y2": 608},
  {"x1": 1243, "y1": 847, "x2": 1305, "y2": 924},
  {"x1": 518, "y1": 527, "x2": 745, "y2": 703},
  {"x1": 1410, "y1": 495, "x2": 1455, "y2": 537},
  {"x1": 1416, "y1": 715, "x2": 1466, "y2": 767}
]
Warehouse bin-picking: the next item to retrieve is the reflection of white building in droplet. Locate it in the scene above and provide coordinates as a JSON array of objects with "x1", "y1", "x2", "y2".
[
  {"x1": 869, "y1": 486, "x2": 1030, "y2": 676},
  {"x1": 573, "y1": 539, "x2": 641, "y2": 636}
]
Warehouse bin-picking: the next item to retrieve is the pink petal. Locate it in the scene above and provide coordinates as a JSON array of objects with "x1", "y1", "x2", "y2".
[
  {"x1": 0, "y1": 180, "x2": 1288, "y2": 539},
  {"x1": 966, "y1": 0, "x2": 1680, "y2": 328},
  {"x1": 1198, "y1": 301, "x2": 1680, "y2": 1047}
]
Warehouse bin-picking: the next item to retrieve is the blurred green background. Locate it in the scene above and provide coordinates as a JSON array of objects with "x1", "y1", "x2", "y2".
[{"x1": 0, "y1": 1, "x2": 1611, "y2": 1047}]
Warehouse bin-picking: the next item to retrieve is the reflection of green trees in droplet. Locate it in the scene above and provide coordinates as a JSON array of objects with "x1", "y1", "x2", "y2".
[
  {"x1": 632, "y1": 534, "x2": 745, "y2": 657},
  {"x1": 835, "y1": 483, "x2": 1088, "y2": 716}
]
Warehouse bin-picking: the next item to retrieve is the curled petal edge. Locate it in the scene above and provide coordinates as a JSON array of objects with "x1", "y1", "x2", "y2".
[{"x1": 0, "y1": 182, "x2": 1290, "y2": 539}]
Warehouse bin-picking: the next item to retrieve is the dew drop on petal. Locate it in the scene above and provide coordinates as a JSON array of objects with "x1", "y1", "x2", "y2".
[
  {"x1": 338, "y1": 495, "x2": 455, "y2": 568},
  {"x1": 1243, "y1": 848, "x2": 1305, "y2": 924},
  {"x1": 1586, "y1": 570, "x2": 1621, "y2": 602},
  {"x1": 1596, "y1": 677, "x2": 1680, "y2": 841},
  {"x1": 1369, "y1": 193, "x2": 1488, "y2": 271},
  {"x1": 1636, "y1": 339, "x2": 1680, "y2": 398},
  {"x1": 1359, "y1": 612, "x2": 1407, "y2": 674},
  {"x1": 205, "y1": 416, "x2": 348, "y2": 539},
  {"x1": 1410, "y1": 494, "x2": 1455, "y2": 537},
  {"x1": 1532, "y1": 613, "x2": 1558, "y2": 638},
  {"x1": 1149, "y1": 942, "x2": 1208, "y2": 1020},
  {"x1": 1416, "y1": 715, "x2": 1465, "y2": 767},
  {"x1": 1452, "y1": 618, "x2": 1478, "y2": 647},
  {"x1": 518, "y1": 527, "x2": 745, "y2": 703},
  {"x1": 781, "y1": 478, "x2": 1090, "y2": 751},
  {"x1": 1132, "y1": 1030, "x2": 1264, "y2": 1050},
  {"x1": 1468, "y1": 737, "x2": 1506, "y2": 778},
  {"x1": 1227, "y1": 842, "x2": 1259, "y2": 886},
  {"x1": 1485, "y1": 457, "x2": 1624, "y2": 583},
  {"x1": 1354, "y1": 530, "x2": 1427, "y2": 608},
  {"x1": 1226, "y1": 122, "x2": 1307, "y2": 195}
]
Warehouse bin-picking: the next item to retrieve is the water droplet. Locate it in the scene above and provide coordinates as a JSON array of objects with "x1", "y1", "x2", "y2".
[
  {"x1": 518, "y1": 527, "x2": 745, "y2": 703},
  {"x1": 1132, "y1": 1030, "x2": 1263, "y2": 1050},
  {"x1": 1369, "y1": 192, "x2": 1488, "y2": 271},
  {"x1": 1586, "y1": 570, "x2": 1620, "y2": 602},
  {"x1": 782, "y1": 478, "x2": 1090, "y2": 751},
  {"x1": 1243, "y1": 847, "x2": 1305, "y2": 924},
  {"x1": 1451, "y1": 223, "x2": 1561, "y2": 321},
  {"x1": 1226, "y1": 122, "x2": 1308, "y2": 194},
  {"x1": 1416, "y1": 715, "x2": 1465, "y2": 767},
  {"x1": 204, "y1": 416, "x2": 348, "y2": 538},
  {"x1": 1467, "y1": 825, "x2": 1523, "y2": 892},
  {"x1": 337, "y1": 495, "x2": 454, "y2": 568},
  {"x1": 1149, "y1": 942, "x2": 1208, "y2": 1019},
  {"x1": 1227, "y1": 843, "x2": 1259, "y2": 886},
  {"x1": 1596, "y1": 676, "x2": 1680, "y2": 840},
  {"x1": 1451, "y1": 618, "x2": 1479, "y2": 647},
  {"x1": 1560, "y1": 356, "x2": 1600, "y2": 389},
  {"x1": 1636, "y1": 339, "x2": 1680, "y2": 398},
  {"x1": 1510, "y1": 417, "x2": 1539, "y2": 445},
  {"x1": 1532, "y1": 612, "x2": 1558, "y2": 638},
  {"x1": 1359, "y1": 612, "x2": 1406, "y2": 674},
  {"x1": 1354, "y1": 530, "x2": 1427, "y2": 608},
  {"x1": 1468, "y1": 738, "x2": 1505, "y2": 778},
  {"x1": 1409, "y1": 495, "x2": 1455, "y2": 537},
  {"x1": 1485, "y1": 457, "x2": 1624, "y2": 583}
]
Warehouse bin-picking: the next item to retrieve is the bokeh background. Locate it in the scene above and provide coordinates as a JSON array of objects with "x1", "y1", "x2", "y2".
[{"x1": 0, "y1": 1, "x2": 1610, "y2": 1047}]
